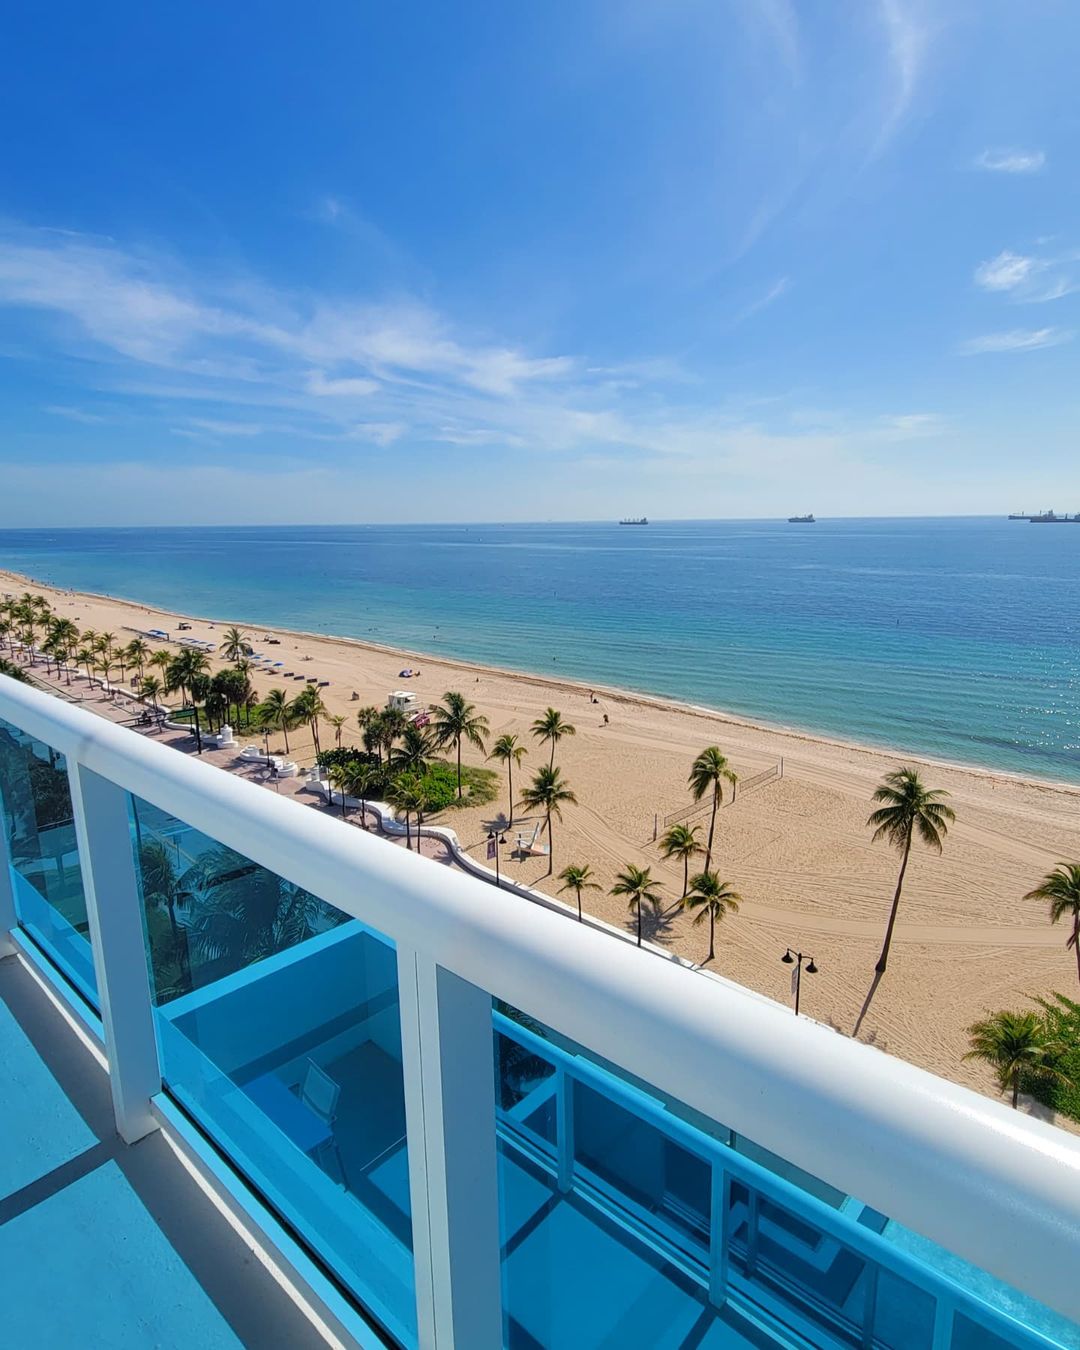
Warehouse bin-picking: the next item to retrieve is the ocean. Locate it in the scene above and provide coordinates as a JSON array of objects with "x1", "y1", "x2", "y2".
[{"x1": 1, "y1": 518, "x2": 1077, "y2": 783}]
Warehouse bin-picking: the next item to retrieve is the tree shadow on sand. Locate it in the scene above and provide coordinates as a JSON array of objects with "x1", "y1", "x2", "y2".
[
  {"x1": 852, "y1": 971, "x2": 884, "y2": 1039},
  {"x1": 625, "y1": 903, "x2": 678, "y2": 947}
]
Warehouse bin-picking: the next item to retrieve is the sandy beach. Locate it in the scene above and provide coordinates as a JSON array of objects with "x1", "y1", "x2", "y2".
[{"x1": 4, "y1": 565, "x2": 1080, "y2": 1119}]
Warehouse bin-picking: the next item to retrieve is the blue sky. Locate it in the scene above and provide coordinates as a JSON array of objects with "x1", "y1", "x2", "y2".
[{"x1": 0, "y1": 1, "x2": 1077, "y2": 524}]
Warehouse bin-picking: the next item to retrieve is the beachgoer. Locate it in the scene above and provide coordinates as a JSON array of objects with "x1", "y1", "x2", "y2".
[{"x1": 603, "y1": 713, "x2": 609, "y2": 725}]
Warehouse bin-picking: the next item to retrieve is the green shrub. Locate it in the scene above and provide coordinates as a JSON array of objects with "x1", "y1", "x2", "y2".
[{"x1": 1019, "y1": 992, "x2": 1080, "y2": 1121}]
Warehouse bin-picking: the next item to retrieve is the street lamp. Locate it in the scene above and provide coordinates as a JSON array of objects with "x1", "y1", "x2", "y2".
[
  {"x1": 781, "y1": 948, "x2": 818, "y2": 1017},
  {"x1": 487, "y1": 830, "x2": 508, "y2": 887}
]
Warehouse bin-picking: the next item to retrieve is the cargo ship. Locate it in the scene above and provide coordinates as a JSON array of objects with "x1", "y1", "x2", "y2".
[
  {"x1": 788, "y1": 513, "x2": 815, "y2": 523},
  {"x1": 619, "y1": 517, "x2": 648, "y2": 525}
]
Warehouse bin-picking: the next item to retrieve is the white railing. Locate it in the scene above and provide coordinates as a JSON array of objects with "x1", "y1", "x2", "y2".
[{"x1": 2, "y1": 672, "x2": 1080, "y2": 1344}]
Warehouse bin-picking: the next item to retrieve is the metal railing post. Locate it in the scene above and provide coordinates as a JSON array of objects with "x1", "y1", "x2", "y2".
[
  {"x1": 398, "y1": 946, "x2": 502, "y2": 1349},
  {"x1": 66, "y1": 761, "x2": 160, "y2": 1143}
]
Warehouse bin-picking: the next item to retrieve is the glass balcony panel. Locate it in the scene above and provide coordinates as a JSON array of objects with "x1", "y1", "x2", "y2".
[
  {"x1": 950, "y1": 1314, "x2": 1024, "y2": 1350},
  {"x1": 129, "y1": 795, "x2": 416, "y2": 1346},
  {"x1": 872, "y1": 1268, "x2": 936, "y2": 1347},
  {"x1": 0, "y1": 718, "x2": 96, "y2": 1005},
  {"x1": 495, "y1": 1019, "x2": 558, "y2": 1159},
  {"x1": 572, "y1": 1079, "x2": 711, "y2": 1258}
]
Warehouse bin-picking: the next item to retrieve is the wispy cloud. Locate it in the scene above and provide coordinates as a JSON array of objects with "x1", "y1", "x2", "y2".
[
  {"x1": 974, "y1": 148, "x2": 1046, "y2": 174},
  {"x1": 973, "y1": 247, "x2": 1078, "y2": 303},
  {"x1": 871, "y1": 0, "x2": 929, "y2": 154},
  {"x1": 958, "y1": 328, "x2": 1073, "y2": 355},
  {"x1": 43, "y1": 404, "x2": 106, "y2": 424},
  {"x1": 734, "y1": 276, "x2": 790, "y2": 324}
]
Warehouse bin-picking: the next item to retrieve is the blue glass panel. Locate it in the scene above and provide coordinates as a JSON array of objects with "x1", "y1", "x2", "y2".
[
  {"x1": 573, "y1": 1079, "x2": 711, "y2": 1258},
  {"x1": 128, "y1": 795, "x2": 416, "y2": 1346},
  {"x1": 874, "y1": 1268, "x2": 935, "y2": 1348},
  {"x1": 495, "y1": 1024, "x2": 557, "y2": 1158},
  {"x1": 0, "y1": 718, "x2": 96, "y2": 1004},
  {"x1": 951, "y1": 1313, "x2": 1023, "y2": 1350}
]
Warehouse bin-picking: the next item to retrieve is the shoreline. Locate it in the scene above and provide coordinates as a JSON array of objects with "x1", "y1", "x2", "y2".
[
  {"x1": 3, "y1": 564, "x2": 1077, "y2": 799},
  {"x1": 5, "y1": 562, "x2": 1080, "y2": 1114}
]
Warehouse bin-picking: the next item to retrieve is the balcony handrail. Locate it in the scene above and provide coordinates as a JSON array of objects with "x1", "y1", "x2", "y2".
[{"x1": 2, "y1": 672, "x2": 1079, "y2": 1324}]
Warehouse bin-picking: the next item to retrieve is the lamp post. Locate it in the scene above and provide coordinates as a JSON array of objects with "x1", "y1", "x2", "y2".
[
  {"x1": 487, "y1": 830, "x2": 507, "y2": 888},
  {"x1": 781, "y1": 948, "x2": 818, "y2": 1017}
]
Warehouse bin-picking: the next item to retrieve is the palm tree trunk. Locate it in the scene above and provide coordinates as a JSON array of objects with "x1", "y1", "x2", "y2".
[
  {"x1": 192, "y1": 704, "x2": 203, "y2": 754},
  {"x1": 457, "y1": 737, "x2": 463, "y2": 799},
  {"x1": 508, "y1": 763, "x2": 514, "y2": 827},
  {"x1": 637, "y1": 902, "x2": 642, "y2": 947},
  {"x1": 549, "y1": 741, "x2": 555, "y2": 770},
  {"x1": 709, "y1": 909, "x2": 715, "y2": 962},
  {"x1": 1012, "y1": 1068, "x2": 1020, "y2": 1109},
  {"x1": 875, "y1": 833, "x2": 912, "y2": 975},
  {"x1": 1073, "y1": 915, "x2": 1080, "y2": 987},
  {"x1": 547, "y1": 808, "x2": 553, "y2": 875},
  {"x1": 705, "y1": 786, "x2": 718, "y2": 870},
  {"x1": 683, "y1": 856, "x2": 689, "y2": 898},
  {"x1": 576, "y1": 887, "x2": 582, "y2": 922},
  {"x1": 282, "y1": 720, "x2": 290, "y2": 753}
]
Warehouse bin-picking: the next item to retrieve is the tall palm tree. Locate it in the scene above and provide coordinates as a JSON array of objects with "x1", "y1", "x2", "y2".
[
  {"x1": 557, "y1": 863, "x2": 600, "y2": 922},
  {"x1": 964, "y1": 1010, "x2": 1067, "y2": 1109},
  {"x1": 390, "y1": 724, "x2": 432, "y2": 776},
  {"x1": 76, "y1": 646, "x2": 96, "y2": 687},
  {"x1": 126, "y1": 637, "x2": 150, "y2": 682},
  {"x1": 683, "y1": 870, "x2": 741, "y2": 963},
  {"x1": 222, "y1": 626, "x2": 250, "y2": 665},
  {"x1": 611, "y1": 865, "x2": 663, "y2": 948},
  {"x1": 328, "y1": 713, "x2": 346, "y2": 748},
  {"x1": 518, "y1": 765, "x2": 577, "y2": 875},
  {"x1": 140, "y1": 675, "x2": 163, "y2": 709},
  {"x1": 688, "y1": 747, "x2": 738, "y2": 872},
  {"x1": 293, "y1": 685, "x2": 327, "y2": 756},
  {"x1": 259, "y1": 688, "x2": 296, "y2": 754},
  {"x1": 431, "y1": 691, "x2": 490, "y2": 799},
  {"x1": 489, "y1": 733, "x2": 527, "y2": 826},
  {"x1": 660, "y1": 822, "x2": 703, "y2": 898},
  {"x1": 387, "y1": 774, "x2": 427, "y2": 850},
  {"x1": 149, "y1": 648, "x2": 172, "y2": 680},
  {"x1": 867, "y1": 767, "x2": 955, "y2": 975},
  {"x1": 531, "y1": 707, "x2": 576, "y2": 769},
  {"x1": 1025, "y1": 864, "x2": 1080, "y2": 987},
  {"x1": 95, "y1": 633, "x2": 116, "y2": 691},
  {"x1": 344, "y1": 761, "x2": 381, "y2": 831},
  {"x1": 50, "y1": 619, "x2": 80, "y2": 685},
  {"x1": 380, "y1": 707, "x2": 409, "y2": 761}
]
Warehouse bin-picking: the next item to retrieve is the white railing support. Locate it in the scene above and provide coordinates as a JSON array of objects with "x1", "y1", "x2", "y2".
[
  {"x1": 66, "y1": 761, "x2": 161, "y2": 1143},
  {"x1": 398, "y1": 949, "x2": 502, "y2": 1350}
]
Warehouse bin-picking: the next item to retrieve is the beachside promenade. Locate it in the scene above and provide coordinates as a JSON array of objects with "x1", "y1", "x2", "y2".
[{"x1": 2, "y1": 668, "x2": 1079, "y2": 1349}]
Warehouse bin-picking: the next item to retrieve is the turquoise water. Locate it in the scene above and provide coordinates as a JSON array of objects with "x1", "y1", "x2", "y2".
[{"x1": 1, "y1": 519, "x2": 1077, "y2": 782}]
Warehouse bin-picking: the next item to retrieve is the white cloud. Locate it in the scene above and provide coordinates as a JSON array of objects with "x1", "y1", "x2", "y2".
[
  {"x1": 187, "y1": 418, "x2": 265, "y2": 437},
  {"x1": 958, "y1": 328, "x2": 1073, "y2": 355},
  {"x1": 872, "y1": 0, "x2": 929, "y2": 153},
  {"x1": 972, "y1": 247, "x2": 1078, "y2": 303},
  {"x1": 974, "y1": 251, "x2": 1034, "y2": 292},
  {"x1": 306, "y1": 370, "x2": 380, "y2": 398},
  {"x1": 43, "y1": 404, "x2": 106, "y2": 424},
  {"x1": 974, "y1": 148, "x2": 1046, "y2": 174}
]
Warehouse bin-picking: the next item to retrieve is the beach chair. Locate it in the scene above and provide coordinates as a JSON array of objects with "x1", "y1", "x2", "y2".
[{"x1": 514, "y1": 822, "x2": 550, "y2": 858}]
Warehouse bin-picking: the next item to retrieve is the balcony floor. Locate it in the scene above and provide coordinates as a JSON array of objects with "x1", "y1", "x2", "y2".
[{"x1": 0, "y1": 952, "x2": 330, "y2": 1350}]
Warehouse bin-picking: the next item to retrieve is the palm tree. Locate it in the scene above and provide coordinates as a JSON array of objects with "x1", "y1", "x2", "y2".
[
  {"x1": 1025, "y1": 864, "x2": 1080, "y2": 987},
  {"x1": 344, "y1": 761, "x2": 381, "y2": 831},
  {"x1": 139, "y1": 675, "x2": 163, "y2": 708},
  {"x1": 557, "y1": 863, "x2": 600, "y2": 922},
  {"x1": 293, "y1": 685, "x2": 327, "y2": 756},
  {"x1": 50, "y1": 619, "x2": 80, "y2": 684},
  {"x1": 149, "y1": 648, "x2": 172, "y2": 680},
  {"x1": 431, "y1": 691, "x2": 490, "y2": 799},
  {"x1": 688, "y1": 747, "x2": 738, "y2": 872},
  {"x1": 683, "y1": 870, "x2": 741, "y2": 963},
  {"x1": 126, "y1": 638, "x2": 150, "y2": 682},
  {"x1": 660, "y1": 822, "x2": 703, "y2": 898},
  {"x1": 489, "y1": 733, "x2": 527, "y2": 826},
  {"x1": 867, "y1": 767, "x2": 955, "y2": 975},
  {"x1": 379, "y1": 707, "x2": 409, "y2": 761},
  {"x1": 611, "y1": 865, "x2": 663, "y2": 948},
  {"x1": 222, "y1": 626, "x2": 250, "y2": 665},
  {"x1": 531, "y1": 707, "x2": 576, "y2": 768},
  {"x1": 95, "y1": 633, "x2": 115, "y2": 692},
  {"x1": 518, "y1": 765, "x2": 577, "y2": 875},
  {"x1": 76, "y1": 646, "x2": 96, "y2": 687},
  {"x1": 387, "y1": 774, "x2": 427, "y2": 850},
  {"x1": 328, "y1": 713, "x2": 346, "y2": 749},
  {"x1": 390, "y1": 724, "x2": 432, "y2": 776},
  {"x1": 259, "y1": 688, "x2": 296, "y2": 754},
  {"x1": 964, "y1": 1010, "x2": 1067, "y2": 1109}
]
